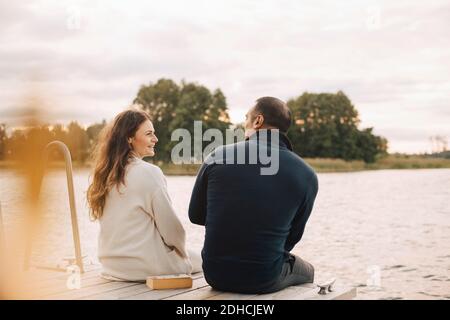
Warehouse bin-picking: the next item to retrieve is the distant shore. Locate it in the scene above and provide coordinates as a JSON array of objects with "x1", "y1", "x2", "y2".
[
  {"x1": 2, "y1": 155, "x2": 450, "y2": 175},
  {"x1": 159, "y1": 155, "x2": 450, "y2": 174}
]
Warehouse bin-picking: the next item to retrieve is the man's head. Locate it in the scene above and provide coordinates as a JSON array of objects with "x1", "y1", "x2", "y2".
[{"x1": 244, "y1": 96, "x2": 292, "y2": 138}]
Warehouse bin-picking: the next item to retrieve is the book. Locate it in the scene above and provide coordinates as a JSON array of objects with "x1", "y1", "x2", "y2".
[{"x1": 146, "y1": 274, "x2": 193, "y2": 290}]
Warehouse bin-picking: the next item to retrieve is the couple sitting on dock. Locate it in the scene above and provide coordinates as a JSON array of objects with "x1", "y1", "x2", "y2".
[{"x1": 87, "y1": 97, "x2": 318, "y2": 294}]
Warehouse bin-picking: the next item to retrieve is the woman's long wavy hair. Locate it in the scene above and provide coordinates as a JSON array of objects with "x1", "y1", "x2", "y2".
[{"x1": 87, "y1": 109, "x2": 152, "y2": 220}]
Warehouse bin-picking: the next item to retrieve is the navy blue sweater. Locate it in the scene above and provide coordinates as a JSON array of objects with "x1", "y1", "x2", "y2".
[{"x1": 188, "y1": 130, "x2": 318, "y2": 292}]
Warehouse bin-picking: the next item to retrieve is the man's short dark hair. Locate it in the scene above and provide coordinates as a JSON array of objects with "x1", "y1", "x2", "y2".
[{"x1": 252, "y1": 97, "x2": 292, "y2": 133}]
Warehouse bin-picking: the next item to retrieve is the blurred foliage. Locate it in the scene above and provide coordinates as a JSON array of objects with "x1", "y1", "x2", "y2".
[
  {"x1": 0, "y1": 123, "x2": 6, "y2": 159},
  {"x1": 1, "y1": 121, "x2": 106, "y2": 164}
]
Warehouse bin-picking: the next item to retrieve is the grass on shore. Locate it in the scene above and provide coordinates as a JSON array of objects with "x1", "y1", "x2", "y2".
[
  {"x1": 153, "y1": 155, "x2": 450, "y2": 174},
  {"x1": 305, "y1": 155, "x2": 450, "y2": 173},
  {"x1": 1, "y1": 155, "x2": 450, "y2": 175}
]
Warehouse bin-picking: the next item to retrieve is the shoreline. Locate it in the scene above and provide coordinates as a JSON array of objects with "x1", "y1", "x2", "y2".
[{"x1": 1, "y1": 155, "x2": 450, "y2": 175}]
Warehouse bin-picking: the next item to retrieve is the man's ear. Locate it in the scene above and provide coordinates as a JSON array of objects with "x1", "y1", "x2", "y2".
[{"x1": 254, "y1": 114, "x2": 265, "y2": 129}]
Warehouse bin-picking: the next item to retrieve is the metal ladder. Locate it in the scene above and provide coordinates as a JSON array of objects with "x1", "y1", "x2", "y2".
[{"x1": 22, "y1": 141, "x2": 85, "y2": 273}]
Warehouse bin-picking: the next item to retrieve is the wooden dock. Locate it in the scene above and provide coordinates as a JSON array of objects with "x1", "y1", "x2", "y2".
[{"x1": 20, "y1": 264, "x2": 357, "y2": 300}]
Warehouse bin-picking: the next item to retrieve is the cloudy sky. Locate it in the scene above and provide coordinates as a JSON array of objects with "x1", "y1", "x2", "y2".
[{"x1": 1, "y1": 0, "x2": 449, "y2": 153}]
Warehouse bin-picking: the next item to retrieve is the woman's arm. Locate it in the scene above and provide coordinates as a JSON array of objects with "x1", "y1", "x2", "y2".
[{"x1": 149, "y1": 184, "x2": 189, "y2": 259}]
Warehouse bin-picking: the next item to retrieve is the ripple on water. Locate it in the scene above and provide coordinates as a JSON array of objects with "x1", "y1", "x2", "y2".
[
  {"x1": 385, "y1": 265, "x2": 406, "y2": 270},
  {"x1": 401, "y1": 268, "x2": 417, "y2": 272}
]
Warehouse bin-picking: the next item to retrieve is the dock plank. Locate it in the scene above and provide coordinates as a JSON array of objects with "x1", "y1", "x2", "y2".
[
  {"x1": 35, "y1": 275, "x2": 111, "y2": 298},
  {"x1": 122, "y1": 277, "x2": 210, "y2": 300},
  {"x1": 207, "y1": 292, "x2": 258, "y2": 300},
  {"x1": 299, "y1": 286, "x2": 357, "y2": 300},
  {"x1": 22, "y1": 264, "x2": 356, "y2": 300},
  {"x1": 164, "y1": 285, "x2": 221, "y2": 300},
  {"x1": 80, "y1": 283, "x2": 151, "y2": 300},
  {"x1": 30, "y1": 266, "x2": 102, "y2": 291},
  {"x1": 80, "y1": 273, "x2": 205, "y2": 300},
  {"x1": 44, "y1": 281, "x2": 139, "y2": 300},
  {"x1": 247, "y1": 283, "x2": 316, "y2": 300}
]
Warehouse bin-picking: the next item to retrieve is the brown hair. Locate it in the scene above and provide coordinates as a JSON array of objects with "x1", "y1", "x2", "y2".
[{"x1": 87, "y1": 109, "x2": 151, "y2": 220}]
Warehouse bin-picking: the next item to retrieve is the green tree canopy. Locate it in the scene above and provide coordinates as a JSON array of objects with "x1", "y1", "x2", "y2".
[
  {"x1": 287, "y1": 91, "x2": 387, "y2": 163},
  {"x1": 86, "y1": 120, "x2": 106, "y2": 154},
  {"x1": 134, "y1": 78, "x2": 231, "y2": 162},
  {"x1": 66, "y1": 122, "x2": 89, "y2": 162}
]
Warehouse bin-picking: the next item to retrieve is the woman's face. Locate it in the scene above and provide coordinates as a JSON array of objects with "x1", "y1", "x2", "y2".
[{"x1": 129, "y1": 120, "x2": 158, "y2": 158}]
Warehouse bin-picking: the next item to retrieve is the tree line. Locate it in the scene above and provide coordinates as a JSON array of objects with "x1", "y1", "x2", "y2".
[{"x1": 0, "y1": 78, "x2": 387, "y2": 164}]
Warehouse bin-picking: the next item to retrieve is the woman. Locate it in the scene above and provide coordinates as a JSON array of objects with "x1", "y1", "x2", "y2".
[{"x1": 87, "y1": 109, "x2": 202, "y2": 281}]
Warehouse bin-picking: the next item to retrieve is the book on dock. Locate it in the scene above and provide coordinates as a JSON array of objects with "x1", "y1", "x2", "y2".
[{"x1": 146, "y1": 274, "x2": 193, "y2": 290}]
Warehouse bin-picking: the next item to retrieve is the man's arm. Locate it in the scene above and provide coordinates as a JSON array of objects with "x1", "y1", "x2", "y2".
[
  {"x1": 188, "y1": 162, "x2": 209, "y2": 226},
  {"x1": 284, "y1": 173, "x2": 319, "y2": 252}
]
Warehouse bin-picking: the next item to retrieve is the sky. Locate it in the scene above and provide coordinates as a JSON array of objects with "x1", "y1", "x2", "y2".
[{"x1": 0, "y1": 0, "x2": 449, "y2": 153}]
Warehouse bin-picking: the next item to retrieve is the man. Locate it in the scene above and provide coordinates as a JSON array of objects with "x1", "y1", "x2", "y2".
[{"x1": 188, "y1": 96, "x2": 318, "y2": 293}]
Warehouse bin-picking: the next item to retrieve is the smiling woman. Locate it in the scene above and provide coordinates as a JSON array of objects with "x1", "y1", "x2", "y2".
[
  {"x1": 87, "y1": 109, "x2": 153, "y2": 220},
  {"x1": 86, "y1": 108, "x2": 202, "y2": 281},
  {"x1": 127, "y1": 119, "x2": 158, "y2": 158}
]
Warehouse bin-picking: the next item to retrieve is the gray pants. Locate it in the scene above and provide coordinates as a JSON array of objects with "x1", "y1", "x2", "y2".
[{"x1": 259, "y1": 253, "x2": 314, "y2": 294}]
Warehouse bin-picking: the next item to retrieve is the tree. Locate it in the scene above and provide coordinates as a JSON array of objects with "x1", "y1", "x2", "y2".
[
  {"x1": 7, "y1": 129, "x2": 26, "y2": 161},
  {"x1": 46, "y1": 124, "x2": 68, "y2": 161},
  {"x1": 356, "y1": 128, "x2": 388, "y2": 163},
  {"x1": 6, "y1": 125, "x2": 53, "y2": 164},
  {"x1": 4, "y1": 121, "x2": 106, "y2": 163},
  {"x1": 429, "y1": 135, "x2": 448, "y2": 153},
  {"x1": 134, "y1": 79, "x2": 181, "y2": 162},
  {"x1": 66, "y1": 122, "x2": 89, "y2": 163},
  {"x1": 134, "y1": 79, "x2": 231, "y2": 162},
  {"x1": 287, "y1": 91, "x2": 387, "y2": 163},
  {"x1": 86, "y1": 120, "x2": 106, "y2": 155},
  {"x1": 0, "y1": 124, "x2": 7, "y2": 160}
]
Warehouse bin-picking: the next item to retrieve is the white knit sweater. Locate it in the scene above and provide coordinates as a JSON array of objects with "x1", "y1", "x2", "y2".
[{"x1": 97, "y1": 157, "x2": 193, "y2": 281}]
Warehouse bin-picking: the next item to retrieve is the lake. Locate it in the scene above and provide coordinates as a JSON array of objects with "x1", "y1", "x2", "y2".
[{"x1": 1, "y1": 168, "x2": 449, "y2": 300}]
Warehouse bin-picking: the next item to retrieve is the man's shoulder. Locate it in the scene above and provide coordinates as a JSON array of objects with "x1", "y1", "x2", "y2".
[
  {"x1": 285, "y1": 151, "x2": 316, "y2": 172},
  {"x1": 279, "y1": 150, "x2": 318, "y2": 185}
]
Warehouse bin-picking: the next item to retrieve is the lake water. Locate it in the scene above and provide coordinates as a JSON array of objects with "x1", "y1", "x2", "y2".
[{"x1": 1, "y1": 168, "x2": 449, "y2": 300}]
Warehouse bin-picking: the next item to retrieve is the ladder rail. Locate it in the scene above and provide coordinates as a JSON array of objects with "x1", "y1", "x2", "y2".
[{"x1": 24, "y1": 141, "x2": 84, "y2": 273}]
